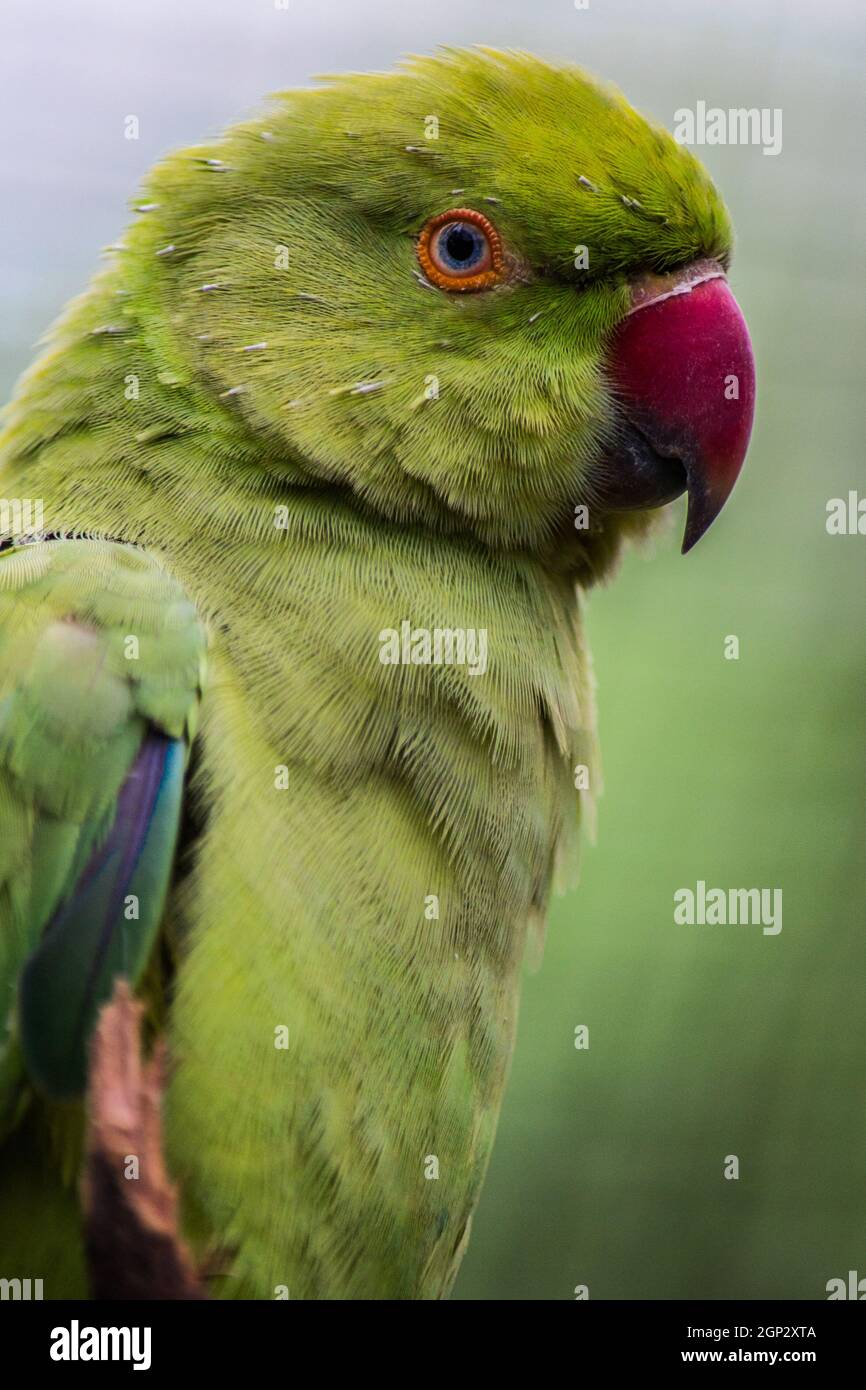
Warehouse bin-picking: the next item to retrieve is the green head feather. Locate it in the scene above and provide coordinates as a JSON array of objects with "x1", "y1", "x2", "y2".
[{"x1": 100, "y1": 47, "x2": 734, "y2": 556}]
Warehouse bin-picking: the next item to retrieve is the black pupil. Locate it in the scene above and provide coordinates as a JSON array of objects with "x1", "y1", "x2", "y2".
[{"x1": 445, "y1": 226, "x2": 477, "y2": 263}]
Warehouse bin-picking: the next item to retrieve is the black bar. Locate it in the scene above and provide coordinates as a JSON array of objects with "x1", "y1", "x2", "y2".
[{"x1": 5, "y1": 1297, "x2": 862, "y2": 1374}]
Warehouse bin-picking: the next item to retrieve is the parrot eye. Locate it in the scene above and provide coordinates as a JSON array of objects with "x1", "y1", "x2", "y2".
[{"x1": 417, "y1": 208, "x2": 504, "y2": 292}]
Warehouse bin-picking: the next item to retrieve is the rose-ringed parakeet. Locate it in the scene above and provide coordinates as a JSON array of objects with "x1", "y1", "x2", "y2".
[{"x1": 0, "y1": 48, "x2": 754, "y2": 1299}]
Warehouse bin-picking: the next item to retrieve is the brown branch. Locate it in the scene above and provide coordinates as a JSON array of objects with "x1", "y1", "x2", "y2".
[{"x1": 82, "y1": 979, "x2": 206, "y2": 1300}]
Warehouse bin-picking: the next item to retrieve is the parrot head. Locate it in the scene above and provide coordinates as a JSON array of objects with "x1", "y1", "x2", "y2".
[{"x1": 135, "y1": 48, "x2": 754, "y2": 568}]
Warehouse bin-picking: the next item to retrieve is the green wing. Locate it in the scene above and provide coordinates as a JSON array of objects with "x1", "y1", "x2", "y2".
[{"x1": 0, "y1": 538, "x2": 205, "y2": 1117}]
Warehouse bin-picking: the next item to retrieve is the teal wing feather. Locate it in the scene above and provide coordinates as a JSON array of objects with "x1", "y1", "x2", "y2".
[
  {"x1": 0, "y1": 539, "x2": 206, "y2": 1117},
  {"x1": 19, "y1": 734, "x2": 186, "y2": 1099}
]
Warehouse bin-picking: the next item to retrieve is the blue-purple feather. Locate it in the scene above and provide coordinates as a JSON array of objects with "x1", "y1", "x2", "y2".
[{"x1": 19, "y1": 733, "x2": 186, "y2": 1099}]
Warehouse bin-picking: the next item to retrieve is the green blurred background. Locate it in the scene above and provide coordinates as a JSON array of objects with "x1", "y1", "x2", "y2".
[{"x1": 1, "y1": 0, "x2": 863, "y2": 1300}]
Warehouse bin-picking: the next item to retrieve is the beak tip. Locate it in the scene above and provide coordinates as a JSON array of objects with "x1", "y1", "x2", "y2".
[
  {"x1": 681, "y1": 529, "x2": 706, "y2": 556},
  {"x1": 681, "y1": 501, "x2": 705, "y2": 554},
  {"x1": 680, "y1": 473, "x2": 735, "y2": 554}
]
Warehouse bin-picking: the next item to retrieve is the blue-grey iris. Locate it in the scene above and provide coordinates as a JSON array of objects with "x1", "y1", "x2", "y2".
[{"x1": 436, "y1": 222, "x2": 486, "y2": 272}]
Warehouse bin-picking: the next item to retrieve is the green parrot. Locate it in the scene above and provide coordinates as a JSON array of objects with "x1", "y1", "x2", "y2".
[{"x1": 0, "y1": 48, "x2": 754, "y2": 1299}]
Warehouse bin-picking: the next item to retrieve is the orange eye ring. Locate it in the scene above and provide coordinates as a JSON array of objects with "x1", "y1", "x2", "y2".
[{"x1": 416, "y1": 208, "x2": 505, "y2": 292}]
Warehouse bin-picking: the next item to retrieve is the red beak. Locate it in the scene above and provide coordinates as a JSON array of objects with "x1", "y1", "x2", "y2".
[{"x1": 602, "y1": 259, "x2": 756, "y2": 552}]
